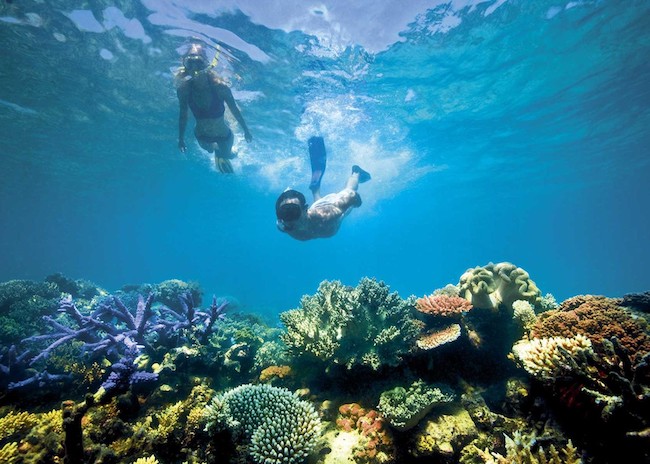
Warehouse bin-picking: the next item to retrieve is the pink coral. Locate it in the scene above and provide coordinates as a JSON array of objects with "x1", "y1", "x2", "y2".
[{"x1": 415, "y1": 295, "x2": 473, "y2": 318}]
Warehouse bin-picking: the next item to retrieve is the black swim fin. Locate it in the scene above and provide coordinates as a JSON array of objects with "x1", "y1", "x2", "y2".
[
  {"x1": 308, "y1": 136, "x2": 326, "y2": 192},
  {"x1": 352, "y1": 165, "x2": 371, "y2": 183},
  {"x1": 216, "y1": 157, "x2": 234, "y2": 174}
]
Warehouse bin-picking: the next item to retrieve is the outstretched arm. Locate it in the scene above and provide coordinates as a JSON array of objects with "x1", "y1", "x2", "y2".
[
  {"x1": 177, "y1": 86, "x2": 189, "y2": 153},
  {"x1": 221, "y1": 86, "x2": 253, "y2": 142}
]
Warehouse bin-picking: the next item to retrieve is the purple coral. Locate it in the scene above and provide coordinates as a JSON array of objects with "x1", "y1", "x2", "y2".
[
  {"x1": 157, "y1": 293, "x2": 228, "y2": 344},
  {"x1": 100, "y1": 346, "x2": 158, "y2": 398}
]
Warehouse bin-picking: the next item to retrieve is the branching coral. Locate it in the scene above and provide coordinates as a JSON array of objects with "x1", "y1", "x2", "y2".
[
  {"x1": 205, "y1": 384, "x2": 321, "y2": 464},
  {"x1": 475, "y1": 431, "x2": 583, "y2": 464},
  {"x1": 280, "y1": 278, "x2": 420, "y2": 370},
  {"x1": 510, "y1": 334, "x2": 594, "y2": 380}
]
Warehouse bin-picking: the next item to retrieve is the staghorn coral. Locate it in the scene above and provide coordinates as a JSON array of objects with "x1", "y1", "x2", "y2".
[
  {"x1": 458, "y1": 262, "x2": 541, "y2": 311},
  {"x1": 0, "y1": 410, "x2": 38, "y2": 441},
  {"x1": 377, "y1": 380, "x2": 456, "y2": 431},
  {"x1": 280, "y1": 278, "x2": 420, "y2": 370},
  {"x1": 531, "y1": 295, "x2": 650, "y2": 363},
  {"x1": 415, "y1": 294, "x2": 473, "y2": 318},
  {"x1": 0, "y1": 442, "x2": 19, "y2": 464},
  {"x1": 510, "y1": 334, "x2": 593, "y2": 380},
  {"x1": 205, "y1": 384, "x2": 321, "y2": 464},
  {"x1": 416, "y1": 324, "x2": 462, "y2": 350},
  {"x1": 133, "y1": 456, "x2": 159, "y2": 464},
  {"x1": 473, "y1": 431, "x2": 583, "y2": 464}
]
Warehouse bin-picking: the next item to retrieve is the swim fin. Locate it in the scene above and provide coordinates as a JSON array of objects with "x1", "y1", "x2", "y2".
[
  {"x1": 308, "y1": 136, "x2": 326, "y2": 193},
  {"x1": 352, "y1": 165, "x2": 371, "y2": 183},
  {"x1": 216, "y1": 157, "x2": 234, "y2": 174}
]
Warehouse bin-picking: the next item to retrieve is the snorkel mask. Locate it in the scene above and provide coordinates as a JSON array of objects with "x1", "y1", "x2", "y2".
[
  {"x1": 182, "y1": 42, "x2": 209, "y2": 76},
  {"x1": 183, "y1": 54, "x2": 208, "y2": 75}
]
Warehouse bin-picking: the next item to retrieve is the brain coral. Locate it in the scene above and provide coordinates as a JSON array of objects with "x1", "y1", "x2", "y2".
[
  {"x1": 530, "y1": 295, "x2": 650, "y2": 363},
  {"x1": 205, "y1": 384, "x2": 321, "y2": 464},
  {"x1": 280, "y1": 278, "x2": 421, "y2": 370},
  {"x1": 377, "y1": 380, "x2": 455, "y2": 431},
  {"x1": 458, "y1": 262, "x2": 541, "y2": 311}
]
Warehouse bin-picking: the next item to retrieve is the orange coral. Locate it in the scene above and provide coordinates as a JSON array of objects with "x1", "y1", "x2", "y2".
[
  {"x1": 258, "y1": 365, "x2": 292, "y2": 383},
  {"x1": 531, "y1": 295, "x2": 650, "y2": 362},
  {"x1": 416, "y1": 294, "x2": 473, "y2": 318}
]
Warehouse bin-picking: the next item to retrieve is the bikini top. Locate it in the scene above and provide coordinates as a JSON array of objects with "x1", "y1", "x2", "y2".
[{"x1": 188, "y1": 80, "x2": 225, "y2": 119}]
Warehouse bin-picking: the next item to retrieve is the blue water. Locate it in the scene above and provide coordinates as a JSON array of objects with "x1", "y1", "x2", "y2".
[{"x1": 1, "y1": 0, "x2": 649, "y2": 318}]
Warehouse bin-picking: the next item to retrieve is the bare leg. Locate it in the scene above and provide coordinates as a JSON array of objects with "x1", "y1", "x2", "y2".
[
  {"x1": 311, "y1": 185, "x2": 322, "y2": 201},
  {"x1": 346, "y1": 165, "x2": 371, "y2": 190}
]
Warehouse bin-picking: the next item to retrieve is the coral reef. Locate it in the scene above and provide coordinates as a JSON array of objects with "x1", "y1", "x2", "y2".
[
  {"x1": 416, "y1": 323, "x2": 462, "y2": 350},
  {"x1": 205, "y1": 384, "x2": 321, "y2": 464},
  {"x1": 415, "y1": 294, "x2": 473, "y2": 318},
  {"x1": 458, "y1": 262, "x2": 542, "y2": 311},
  {"x1": 510, "y1": 335, "x2": 594, "y2": 380},
  {"x1": 280, "y1": 278, "x2": 421, "y2": 370},
  {"x1": 530, "y1": 295, "x2": 650, "y2": 362},
  {"x1": 326, "y1": 402, "x2": 395, "y2": 463},
  {"x1": 410, "y1": 406, "x2": 478, "y2": 460},
  {"x1": 377, "y1": 379, "x2": 455, "y2": 431}
]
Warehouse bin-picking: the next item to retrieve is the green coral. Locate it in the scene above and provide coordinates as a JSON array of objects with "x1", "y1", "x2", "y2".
[
  {"x1": 205, "y1": 384, "x2": 321, "y2": 464},
  {"x1": 280, "y1": 278, "x2": 421, "y2": 370},
  {"x1": 377, "y1": 380, "x2": 456, "y2": 431},
  {"x1": 0, "y1": 280, "x2": 61, "y2": 343}
]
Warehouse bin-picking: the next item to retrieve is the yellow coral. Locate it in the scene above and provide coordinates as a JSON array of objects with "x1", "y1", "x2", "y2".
[
  {"x1": 259, "y1": 365, "x2": 292, "y2": 383},
  {"x1": 0, "y1": 442, "x2": 19, "y2": 464},
  {"x1": 0, "y1": 411, "x2": 37, "y2": 441},
  {"x1": 155, "y1": 401, "x2": 184, "y2": 440},
  {"x1": 511, "y1": 334, "x2": 592, "y2": 380},
  {"x1": 133, "y1": 456, "x2": 159, "y2": 464}
]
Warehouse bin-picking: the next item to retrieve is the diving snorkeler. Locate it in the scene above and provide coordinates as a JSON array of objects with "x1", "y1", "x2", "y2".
[
  {"x1": 276, "y1": 136, "x2": 371, "y2": 241},
  {"x1": 175, "y1": 42, "x2": 253, "y2": 173}
]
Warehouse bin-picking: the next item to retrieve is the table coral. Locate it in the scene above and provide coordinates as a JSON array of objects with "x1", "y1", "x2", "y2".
[
  {"x1": 280, "y1": 278, "x2": 420, "y2": 370},
  {"x1": 416, "y1": 324, "x2": 462, "y2": 351},
  {"x1": 416, "y1": 295, "x2": 473, "y2": 318}
]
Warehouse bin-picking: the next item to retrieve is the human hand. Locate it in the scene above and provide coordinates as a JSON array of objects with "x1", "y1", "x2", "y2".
[
  {"x1": 244, "y1": 130, "x2": 253, "y2": 143},
  {"x1": 178, "y1": 139, "x2": 187, "y2": 153}
]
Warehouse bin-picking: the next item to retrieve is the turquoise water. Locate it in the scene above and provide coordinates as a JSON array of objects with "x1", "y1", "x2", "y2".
[{"x1": 1, "y1": 0, "x2": 649, "y2": 317}]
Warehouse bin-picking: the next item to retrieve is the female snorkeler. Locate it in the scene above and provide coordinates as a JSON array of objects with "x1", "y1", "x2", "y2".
[{"x1": 175, "y1": 42, "x2": 253, "y2": 173}]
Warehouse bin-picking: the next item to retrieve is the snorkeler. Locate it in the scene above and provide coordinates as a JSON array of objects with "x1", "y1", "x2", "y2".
[
  {"x1": 175, "y1": 42, "x2": 253, "y2": 173},
  {"x1": 276, "y1": 136, "x2": 371, "y2": 241}
]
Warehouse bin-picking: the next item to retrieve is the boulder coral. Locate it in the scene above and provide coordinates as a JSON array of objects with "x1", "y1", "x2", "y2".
[{"x1": 280, "y1": 278, "x2": 421, "y2": 370}]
